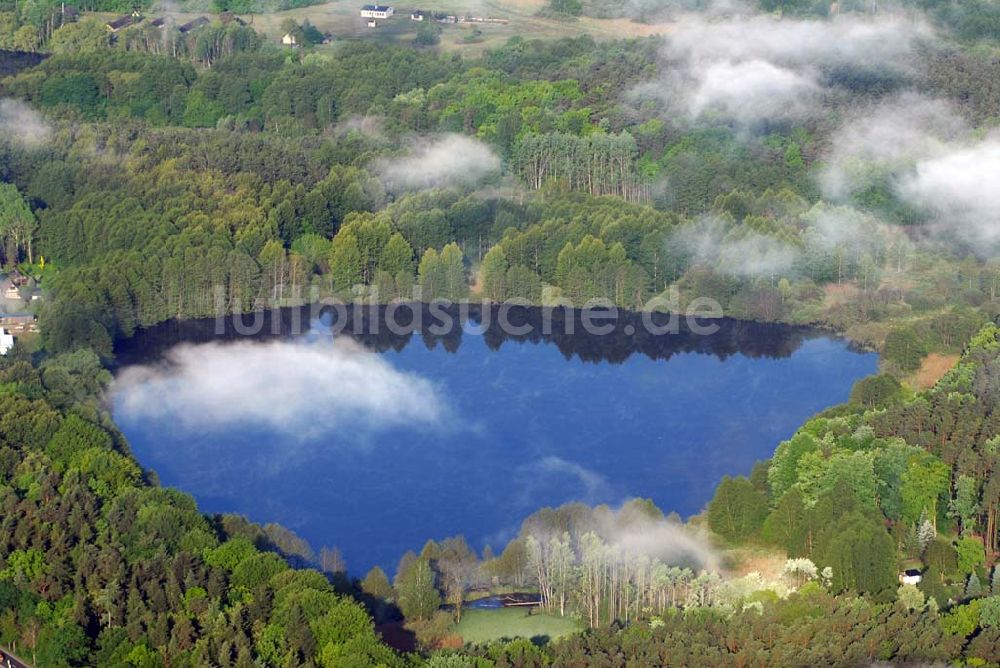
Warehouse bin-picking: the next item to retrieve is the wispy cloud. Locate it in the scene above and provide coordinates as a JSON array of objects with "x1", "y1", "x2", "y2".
[
  {"x1": 114, "y1": 338, "x2": 449, "y2": 438},
  {"x1": 898, "y1": 138, "x2": 1000, "y2": 246},
  {"x1": 521, "y1": 499, "x2": 721, "y2": 571},
  {"x1": 0, "y1": 99, "x2": 51, "y2": 148},
  {"x1": 638, "y1": 14, "x2": 930, "y2": 127},
  {"x1": 688, "y1": 59, "x2": 820, "y2": 123},
  {"x1": 602, "y1": 510, "x2": 720, "y2": 571},
  {"x1": 334, "y1": 114, "x2": 385, "y2": 138},
  {"x1": 818, "y1": 93, "x2": 1000, "y2": 247},
  {"x1": 514, "y1": 456, "x2": 612, "y2": 507},
  {"x1": 675, "y1": 216, "x2": 800, "y2": 278},
  {"x1": 818, "y1": 93, "x2": 965, "y2": 201},
  {"x1": 375, "y1": 134, "x2": 501, "y2": 191},
  {"x1": 538, "y1": 455, "x2": 611, "y2": 500},
  {"x1": 666, "y1": 14, "x2": 928, "y2": 72}
]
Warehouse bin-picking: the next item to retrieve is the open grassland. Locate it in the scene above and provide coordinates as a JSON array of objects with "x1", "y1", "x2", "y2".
[
  {"x1": 906, "y1": 351, "x2": 960, "y2": 390},
  {"x1": 135, "y1": 0, "x2": 673, "y2": 54},
  {"x1": 724, "y1": 546, "x2": 789, "y2": 582},
  {"x1": 456, "y1": 607, "x2": 582, "y2": 644}
]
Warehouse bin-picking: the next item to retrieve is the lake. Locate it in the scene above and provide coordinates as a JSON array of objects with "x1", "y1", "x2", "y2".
[{"x1": 112, "y1": 305, "x2": 877, "y2": 573}]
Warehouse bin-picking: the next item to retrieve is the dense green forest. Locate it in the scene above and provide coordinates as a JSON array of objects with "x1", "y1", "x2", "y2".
[
  {"x1": 0, "y1": 351, "x2": 410, "y2": 666},
  {"x1": 372, "y1": 325, "x2": 1000, "y2": 663},
  {"x1": 0, "y1": 33, "x2": 997, "y2": 361},
  {"x1": 4, "y1": 328, "x2": 1000, "y2": 665},
  {"x1": 2, "y1": 0, "x2": 1000, "y2": 663}
]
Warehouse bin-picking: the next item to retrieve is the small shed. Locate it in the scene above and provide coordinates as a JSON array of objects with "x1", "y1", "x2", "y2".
[
  {"x1": 410, "y1": 10, "x2": 425, "y2": 20},
  {"x1": 281, "y1": 32, "x2": 297, "y2": 45},
  {"x1": 106, "y1": 14, "x2": 138, "y2": 32},
  {"x1": 178, "y1": 17, "x2": 210, "y2": 33},
  {"x1": 0, "y1": 328, "x2": 14, "y2": 356},
  {"x1": 899, "y1": 569, "x2": 922, "y2": 585}
]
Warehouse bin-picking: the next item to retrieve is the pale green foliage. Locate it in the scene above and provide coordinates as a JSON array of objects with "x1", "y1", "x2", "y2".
[
  {"x1": 897, "y1": 583, "x2": 926, "y2": 611},
  {"x1": 794, "y1": 449, "x2": 876, "y2": 508},
  {"x1": 768, "y1": 432, "x2": 819, "y2": 501},
  {"x1": 900, "y1": 456, "x2": 951, "y2": 526},
  {"x1": 204, "y1": 537, "x2": 257, "y2": 571},
  {"x1": 394, "y1": 557, "x2": 440, "y2": 621},
  {"x1": 379, "y1": 233, "x2": 415, "y2": 278},
  {"x1": 48, "y1": 19, "x2": 111, "y2": 54},
  {"x1": 480, "y1": 245, "x2": 508, "y2": 302},
  {"x1": 255, "y1": 623, "x2": 287, "y2": 665},
  {"x1": 361, "y1": 566, "x2": 394, "y2": 601},
  {"x1": 955, "y1": 537, "x2": 986, "y2": 575},
  {"x1": 329, "y1": 232, "x2": 363, "y2": 292},
  {"x1": 979, "y1": 596, "x2": 1000, "y2": 628},
  {"x1": 418, "y1": 247, "x2": 443, "y2": 299},
  {"x1": 942, "y1": 599, "x2": 981, "y2": 637},
  {"x1": 0, "y1": 548, "x2": 47, "y2": 586},
  {"x1": 440, "y1": 243, "x2": 468, "y2": 300}
]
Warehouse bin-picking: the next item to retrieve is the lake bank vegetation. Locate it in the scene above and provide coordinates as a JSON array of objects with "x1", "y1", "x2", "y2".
[
  {"x1": 5, "y1": 327, "x2": 999, "y2": 664},
  {"x1": 360, "y1": 326, "x2": 1000, "y2": 664}
]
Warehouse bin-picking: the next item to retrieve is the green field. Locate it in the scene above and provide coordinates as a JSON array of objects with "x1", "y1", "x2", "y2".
[
  {"x1": 134, "y1": 0, "x2": 672, "y2": 55},
  {"x1": 456, "y1": 608, "x2": 582, "y2": 644},
  {"x1": 252, "y1": 0, "x2": 672, "y2": 53}
]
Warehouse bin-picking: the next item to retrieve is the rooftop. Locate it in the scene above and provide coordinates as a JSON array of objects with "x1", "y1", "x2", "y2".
[{"x1": 179, "y1": 17, "x2": 210, "y2": 33}]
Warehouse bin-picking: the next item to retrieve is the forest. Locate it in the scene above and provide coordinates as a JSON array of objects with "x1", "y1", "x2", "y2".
[
  {"x1": 4, "y1": 329, "x2": 1000, "y2": 665},
  {"x1": 0, "y1": 351, "x2": 405, "y2": 666},
  {"x1": 0, "y1": 33, "x2": 995, "y2": 363},
  {"x1": 1, "y1": 0, "x2": 1000, "y2": 663}
]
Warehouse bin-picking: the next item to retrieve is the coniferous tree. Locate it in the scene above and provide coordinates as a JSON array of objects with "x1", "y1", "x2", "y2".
[
  {"x1": 967, "y1": 572, "x2": 984, "y2": 599},
  {"x1": 361, "y1": 566, "x2": 394, "y2": 601},
  {"x1": 708, "y1": 476, "x2": 768, "y2": 543}
]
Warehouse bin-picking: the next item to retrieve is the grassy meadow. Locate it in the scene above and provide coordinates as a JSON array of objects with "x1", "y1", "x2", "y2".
[
  {"x1": 456, "y1": 607, "x2": 583, "y2": 644},
  {"x1": 136, "y1": 0, "x2": 673, "y2": 54}
]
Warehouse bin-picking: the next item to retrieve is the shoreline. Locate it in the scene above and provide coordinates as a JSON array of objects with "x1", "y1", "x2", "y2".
[{"x1": 111, "y1": 301, "x2": 870, "y2": 368}]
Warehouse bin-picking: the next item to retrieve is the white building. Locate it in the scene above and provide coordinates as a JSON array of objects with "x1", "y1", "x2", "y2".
[
  {"x1": 0, "y1": 328, "x2": 14, "y2": 356},
  {"x1": 410, "y1": 10, "x2": 425, "y2": 20},
  {"x1": 281, "y1": 32, "x2": 297, "y2": 45},
  {"x1": 360, "y1": 4, "x2": 393, "y2": 18},
  {"x1": 899, "y1": 569, "x2": 922, "y2": 585}
]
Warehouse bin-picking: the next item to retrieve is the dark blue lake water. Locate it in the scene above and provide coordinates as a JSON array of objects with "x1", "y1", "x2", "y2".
[{"x1": 112, "y1": 306, "x2": 877, "y2": 574}]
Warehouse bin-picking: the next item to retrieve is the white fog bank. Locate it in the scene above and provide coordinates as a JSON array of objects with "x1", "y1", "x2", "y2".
[{"x1": 114, "y1": 338, "x2": 449, "y2": 438}]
